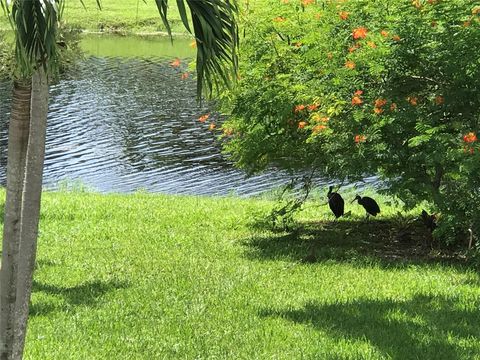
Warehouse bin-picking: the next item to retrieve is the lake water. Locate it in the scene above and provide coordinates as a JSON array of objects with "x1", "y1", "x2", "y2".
[{"x1": 0, "y1": 34, "x2": 313, "y2": 196}]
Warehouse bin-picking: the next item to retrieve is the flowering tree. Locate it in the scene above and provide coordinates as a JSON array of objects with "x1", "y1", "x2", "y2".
[{"x1": 221, "y1": 0, "x2": 480, "y2": 243}]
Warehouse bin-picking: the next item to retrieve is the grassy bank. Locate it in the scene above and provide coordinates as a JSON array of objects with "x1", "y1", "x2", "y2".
[
  {"x1": 5, "y1": 190, "x2": 477, "y2": 359},
  {"x1": 0, "y1": 0, "x2": 266, "y2": 34},
  {"x1": 0, "y1": 0, "x2": 176, "y2": 33}
]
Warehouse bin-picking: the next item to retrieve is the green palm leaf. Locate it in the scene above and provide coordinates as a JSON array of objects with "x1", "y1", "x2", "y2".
[{"x1": 155, "y1": 0, "x2": 239, "y2": 98}]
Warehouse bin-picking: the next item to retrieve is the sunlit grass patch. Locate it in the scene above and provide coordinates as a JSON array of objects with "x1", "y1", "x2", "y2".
[{"x1": 1, "y1": 190, "x2": 475, "y2": 359}]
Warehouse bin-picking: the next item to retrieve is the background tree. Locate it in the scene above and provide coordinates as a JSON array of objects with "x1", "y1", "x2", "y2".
[
  {"x1": 221, "y1": 0, "x2": 479, "y2": 244},
  {"x1": 0, "y1": 0, "x2": 238, "y2": 358}
]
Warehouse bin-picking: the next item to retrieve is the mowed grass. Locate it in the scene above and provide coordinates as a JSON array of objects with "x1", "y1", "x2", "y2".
[
  {"x1": 0, "y1": 0, "x2": 269, "y2": 33},
  {"x1": 5, "y1": 190, "x2": 477, "y2": 359}
]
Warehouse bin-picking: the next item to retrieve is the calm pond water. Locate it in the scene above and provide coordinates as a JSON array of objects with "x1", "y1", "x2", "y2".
[{"x1": 0, "y1": 34, "x2": 311, "y2": 196}]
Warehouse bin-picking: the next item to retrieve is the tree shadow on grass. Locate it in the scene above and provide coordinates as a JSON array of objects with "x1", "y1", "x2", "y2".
[
  {"x1": 260, "y1": 294, "x2": 480, "y2": 360},
  {"x1": 244, "y1": 218, "x2": 473, "y2": 270},
  {"x1": 30, "y1": 278, "x2": 128, "y2": 316}
]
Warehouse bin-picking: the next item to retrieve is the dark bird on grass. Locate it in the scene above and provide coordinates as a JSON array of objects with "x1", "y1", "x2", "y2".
[
  {"x1": 351, "y1": 195, "x2": 380, "y2": 218},
  {"x1": 327, "y1": 185, "x2": 344, "y2": 219},
  {"x1": 421, "y1": 210, "x2": 437, "y2": 233}
]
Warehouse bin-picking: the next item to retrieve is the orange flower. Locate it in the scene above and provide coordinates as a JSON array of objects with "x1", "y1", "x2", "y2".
[
  {"x1": 339, "y1": 11, "x2": 349, "y2": 20},
  {"x1": 348, "y1": 44, "x2": 359, "y2": 53},
  {"x1": 374, "y1": 98, "x2": 387, "y2": 108},
  {"x1": 390, "y1": 103, "x2": 397, "y2": 111},
  {"x1": 435, "y1": 95, "x2": 444, "y2": 105},
  {"x1": 307, "y1": 104, "x2": 319, "y2": 111},
  {"x1": 302, "y1": 0, "x2": 314, "y2": 6},
  {"x1": 352, "y1": 27, "x2": 368, "y2": 40},
  {"x1": 392, "y1": 35, "x2": 401, "y2": 41},
  {"x1": 463, "y1": 21, "x2": 471, "y2": 27},
  {"x1": 352, "y1": 96, "x2": 363, "y2": 106},
  {"x1": 181, "y1": 72, "x2": 189, "y2": 80},
  {"x1": 198, "y1": 114, "x2": 210, "y2": 123},
  {"x1": 374, "y1": 107, "x2": 384, "y2": 115},
  {"x1": 345, "y1": 60, "x2": 356, "y2": 69},
  {"x1": 354, "y1": 90, "x2": 364, "y2": 96},
  {"x1": 209, "y1": 123, "x2": 216, "y2": 131},
  {"x1": 170, "y1": 58, "x2": 181, "y2": 67},
  {"x1": 273, "y1": 16, "x2": 286, "y2": 22},
  {"x1": 354, "y1": 134, "x2": 367, "y2": 143},
  {"x1": 320, "y1": 116, "x2": 330, "y2": 123},
  {"x1": 412, "y1": 0, "x2": 422, "y2": 9},
  {"x1": 294, "y1": 104, "x2": 306, "y2": 113},
  {"x1": 223, "y1": 128, "x2": 234, "y2": 136},
  {"x1": 463, "y1": 132, "x2": 477, "y2": 143},
  {"x1": 380, "y1": 30, "x2": 389, "y2": 38},
  {"x1": 312, "y1": 125, "x2": 327, "y2": 133},
  {"x1": 190, "y1": 41, "x2": 197, "y2": 48},
  {"x1": 298, "y1": 121, "x2": 307, "y2": 129},
  {"x1": 408, "y1": 96, "x2": 418, "y2": 106},
  {"x1": 367, "y1": 41, "x2": 377, "y2": 48}
]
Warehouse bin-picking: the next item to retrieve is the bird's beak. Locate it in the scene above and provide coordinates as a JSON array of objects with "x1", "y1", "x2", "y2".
[{"x1": 350, "y1": 198, "x2": 357, "y2": 204}]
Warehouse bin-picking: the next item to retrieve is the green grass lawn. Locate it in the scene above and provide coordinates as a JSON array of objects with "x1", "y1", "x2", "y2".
[
  {"x1": 11, "y1": 190, "x2": 479, "y2": 359},
  {"x1": 0, "y1": 0, "x2": 268, "y2": 33}
]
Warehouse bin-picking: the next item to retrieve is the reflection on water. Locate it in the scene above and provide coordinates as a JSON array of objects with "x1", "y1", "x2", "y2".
[
  {"x1": 0, "y1": 55, "x2": 304, "y2": 196},
  {"x1": 0, "y1": 35, "x2": 377, "y2": 196}
]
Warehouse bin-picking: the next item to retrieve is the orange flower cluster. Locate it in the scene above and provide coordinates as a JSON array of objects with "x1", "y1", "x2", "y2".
[
  {"x1": 273, "y1": 16, "x2": 286, "y2": 22},
  {"x1": 412, "y1": 0, "x2": 422, "y2": 9},
  {"x1": 408, "y1": 96, "x2": 418, "y2": 106},
  {"x1": 380, "y1": 30, "x2": 389, "y2": 38},
  {"x1": 373, "y1": 98, "x2": 387, "y2": 114},
  {"x1": 345, "y1": 60, "x2": 356, "y2": 69},
  {"x1": 392, "y1": 35, "x2": 401, "y2": 41},
  {"x1": 349, "y1": 44, "x2": 360, "y2": 53},
  {"x1": 339, "y1": 11, "x2": 349, "y2": 20},
  {"x1": 463, "y1": 132, "x2": 477, "y2": 143},
  {"x1": 295, "y1": 103, "x2": 319, "y2": 113},
  {"x1": 367, "y1": 41, "x2": 377, "y2": 48},
  {"x1": 354, "y1": 134, "x2": 367, "y2": 143},
  {"x1": 351, "y1": 90, "x2": 363, "y2": 106},
  {"x1": 298, "y1": 121, "x2": 307, "y2": 129},
  {"x1": 312, "y1": 125, "x2": 327, "y2": 133},
  {"x1": 170, "y1": 58, "x2": 181, "y2": 67},
  {"x1": 181, "y1": 72, "x2": 189, "y2": 80},
  {"x1": 301, "y1": 0, "x2": 314, "y2": 6},
  {"x1": 223, "y1": 128, "x2": 234, "y2": 136},
  {"x1": 374, "y1": 98, "x2": 387, "y2": 108},
  {"x1": 198, "y1": 114, "x2": 210, "y2": 123},
  {"x1": 352, "y1": 27, "x2": 368, "y2": 40},
  {"x1": 209, "y1": 123, "x2": 216, "y2": 131},
  {"x1": 294, "y1": 104, "x2": 306, "y2": 113}
]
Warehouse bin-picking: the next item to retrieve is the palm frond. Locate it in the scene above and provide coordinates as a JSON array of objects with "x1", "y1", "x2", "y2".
[{"x1": 155, "y1": 0, "x2": 239, "y2": 98}]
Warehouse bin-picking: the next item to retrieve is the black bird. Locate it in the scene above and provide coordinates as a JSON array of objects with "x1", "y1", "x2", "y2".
[
  {"x1": 327, "y1": 185, "x2": 344, "y2": 219},
  {"x1": 351, "y1": 194, "x2": 380, "y2": 218},
  {"x1": 421, "y1": 210, "x2": 437, "y2": 233}
]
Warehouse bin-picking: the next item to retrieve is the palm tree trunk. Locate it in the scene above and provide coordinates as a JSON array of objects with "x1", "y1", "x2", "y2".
[
  {"x1": 0, "y1": 80, "x2": 31, "y2": 360},
  {"x1": 12, "y1": 69, "x2": 49, "y2": 360}
]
